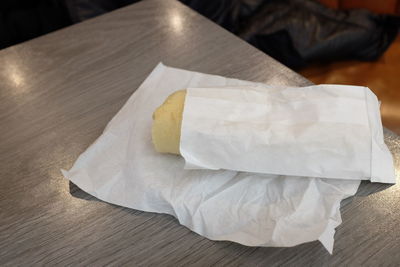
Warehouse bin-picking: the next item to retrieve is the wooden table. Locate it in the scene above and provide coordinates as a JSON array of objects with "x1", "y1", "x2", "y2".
[{"x1": 1, "y1": 0, "x2": 399, "y2": 265}]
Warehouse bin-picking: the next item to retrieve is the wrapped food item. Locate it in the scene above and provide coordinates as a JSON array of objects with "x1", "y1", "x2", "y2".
[
  {"x1": 152, "y1": 89, "x2": 186, "y2": 155},
  {"x1": 151, "y1": 85, "x2": 395, "y2": 183}
]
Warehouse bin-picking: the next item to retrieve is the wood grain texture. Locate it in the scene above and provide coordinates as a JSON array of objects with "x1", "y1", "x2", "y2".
[{"x1": 0, "y1": 0, "x2": 399, "y2": 266}]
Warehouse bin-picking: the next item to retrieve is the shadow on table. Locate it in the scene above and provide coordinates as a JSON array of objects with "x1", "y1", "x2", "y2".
[
  {"x1": 354, "y1": 181, "x2": 393, "y2": 197},
  {"x1": 69, "y1": 181, "x2": 150, "y2": 217},
  {"x1": 69, "y1": 181, "x2": 96, "y2": 201},
  {"x1": 339, "y1": 179, "x2": 395, "y2": 208}
]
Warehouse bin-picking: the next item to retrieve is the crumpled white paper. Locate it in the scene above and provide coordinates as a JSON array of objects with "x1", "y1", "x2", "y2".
[
  {"x1": 181, "y1": 86, "x2": 395, "y2": 183},
  {"x1": 62, "y1": 63, "x2": 362, "y2": 254}
]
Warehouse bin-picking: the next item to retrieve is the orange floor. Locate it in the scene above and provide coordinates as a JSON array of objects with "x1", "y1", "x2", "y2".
[{"x1": 300, "y1": 36, "x2": 400, "y2": 134}]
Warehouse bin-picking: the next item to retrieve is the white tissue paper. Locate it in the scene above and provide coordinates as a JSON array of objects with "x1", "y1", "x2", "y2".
[
  {"x1": 180, "y1": 86, "x2": 395, "y2": 183},
  {"x1": 62, "y1": 63, "x2": 368, "y2": 254}
]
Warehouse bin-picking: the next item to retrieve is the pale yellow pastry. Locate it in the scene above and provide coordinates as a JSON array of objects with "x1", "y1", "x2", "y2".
[{"x1": 152, "y1": 90, "x2": 187, "y2": 155}]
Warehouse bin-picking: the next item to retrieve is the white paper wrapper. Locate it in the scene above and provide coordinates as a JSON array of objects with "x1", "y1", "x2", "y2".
[
  {"x1": 62, "y1": 63, "x2": 362, "y2": 254},
  {"x1": 181, "y1": 86, "x2": 395, "y2": 183}
]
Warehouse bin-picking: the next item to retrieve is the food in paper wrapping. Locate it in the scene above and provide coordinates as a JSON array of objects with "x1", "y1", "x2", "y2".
[
  {"x1": 152, "y1": 89, "x2": 186, "y2": 155},
  {"x1": 152, "y1": 85, "x2": 395, "y2": 183},
  {"x1": 63, "y1": 63, "x2": 395, "y2": 255}
]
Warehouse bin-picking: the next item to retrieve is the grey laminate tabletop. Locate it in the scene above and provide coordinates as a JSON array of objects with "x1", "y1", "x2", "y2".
[{"x1": 1, "y1": 0, "x2": 399, "y2": 265}]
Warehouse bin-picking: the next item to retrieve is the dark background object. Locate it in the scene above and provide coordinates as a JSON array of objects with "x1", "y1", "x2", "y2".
[
  {"x1": 0, "y1": 0, "x2": 140, "y2": 50},
  {"x1": 0, "y1": 0, "x2": 71, "y2": 49},
  {"x1": 181, "y1": 0, "x2": 400, "y2": 69},
  {"x1": 0, "y1": 0, "x2": 399, "y2": 68},
  {"x1": 64, "y1": 0, "x2": 140, "y2": 23}
]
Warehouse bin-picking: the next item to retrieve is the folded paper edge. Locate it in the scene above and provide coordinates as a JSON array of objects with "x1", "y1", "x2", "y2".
[{"x1": 364, "y1": 87, "x2": 396, "y2": 183}]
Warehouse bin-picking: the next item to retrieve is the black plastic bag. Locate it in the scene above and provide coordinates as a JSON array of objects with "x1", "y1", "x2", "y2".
[{"x1": 181, "y1": 0, "x2": 400, "y2": 69}]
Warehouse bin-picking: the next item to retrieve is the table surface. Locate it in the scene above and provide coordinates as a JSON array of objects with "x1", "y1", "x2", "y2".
[{"x1": 1, "y1": 0, "x2": 399, "y2": 265}]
